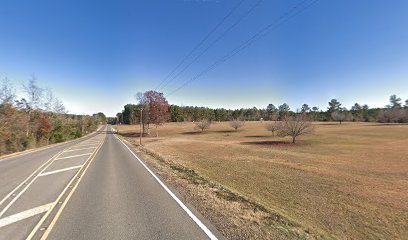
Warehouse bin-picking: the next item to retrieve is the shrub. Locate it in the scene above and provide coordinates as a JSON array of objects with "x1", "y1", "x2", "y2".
[
  {"x1": 74, "y1": 129, "x2": 82, "y2": 138},
  {"x1": 53, "y1": 132, "x2": 66, "y2": 143}
]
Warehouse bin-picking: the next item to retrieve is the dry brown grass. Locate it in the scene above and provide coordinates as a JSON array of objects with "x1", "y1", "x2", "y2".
[{"x1": 118, "y1": 122, "x2": 408, "y2": 239}]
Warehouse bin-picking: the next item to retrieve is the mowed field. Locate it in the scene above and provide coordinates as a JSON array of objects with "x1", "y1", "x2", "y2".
[{"x1": 117, "y1": 122, "x2": 408, "y2": 239}]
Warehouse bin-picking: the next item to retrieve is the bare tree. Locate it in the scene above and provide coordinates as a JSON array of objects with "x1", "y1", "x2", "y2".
[
  {"x1": 23, "y1": 76, "x2": 43, "y2": 110},
  {"x1": 195, "y1": 119, "x2": 211, "y2": 132},
  {"x1": 43, "y1": 88, "x2": 55, "y2": 112},
  {"x1": 135, "y1": 92, "x2": 150, "y2": 135},
  {"x1": 22, "y1": 77, "x2": 44, "y2": 137},
  {"x1": 277, "y1": 114, "x2": 314, "y2": 143},
  {"x1": 265, "y1": 122, "x2": 280, "y2": 136},
  {"x1": 28, "y1": 86, "x2": 67, "y2": 114},
  {"x1": 229, "y1": 119, "x2": 244, "y2": 131},
  {"x1": 52, "y1": 98, "x2": 67, "y2": 114},
  {"x1": 0, "y1": 78, "x2": 16, "y2": 104}
]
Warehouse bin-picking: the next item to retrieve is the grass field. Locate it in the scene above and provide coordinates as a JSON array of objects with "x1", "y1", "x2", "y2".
[{"x1": 117, "y1": 122, "x2": 408, "y2": 239}]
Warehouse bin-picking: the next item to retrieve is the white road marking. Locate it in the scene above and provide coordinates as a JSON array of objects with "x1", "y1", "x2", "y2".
[
  {"x1": 0, "y1": 135, "x2": 103, "y2": 218},
  {"x1": 28, "y1": 135, "x2": 106, "y2": 240},
  {"x1": 114, "y1": 134, "x2": 218, "y2": 240},
  {"x1": 64, "y1": 147, "x2": 97, "y2": 152},
  {"x1": 0, "y1": 203, "x2": 53, "y2": 228},
  {"x1": 55, "y1": 153, "x2": 92, "y2": 160},
  {"x1": 81, "y1": 141, "x2": 100, "y2": 144},
  {"x1": 0, "y1": 150, "x2": 65, "y2": 207},
  {"x1": 77, "y1": 143, "x2": 100, "y2": 146},
  {"x1": 39, "y1": 165, "x2": 83, "y2": 177}
]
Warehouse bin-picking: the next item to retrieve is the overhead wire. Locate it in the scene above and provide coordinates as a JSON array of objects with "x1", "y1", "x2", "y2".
[
  {"x1": 166, "y1": 0, "x2": 319, "y2": 97},
  {"x1": 154, "y1": 0, "x2": 246, "y2": 91},
  {"x1": 158, "y1": 0, "x2": 264, "y2": 92}
]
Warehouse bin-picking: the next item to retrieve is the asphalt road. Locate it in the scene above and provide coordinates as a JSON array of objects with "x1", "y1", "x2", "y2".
[{"x1": 0, "y1": 125, "x2": 220, "y2": 240}]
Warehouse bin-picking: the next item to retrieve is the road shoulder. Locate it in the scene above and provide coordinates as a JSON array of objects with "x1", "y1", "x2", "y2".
[{"x1": 115, "y1": 135, "x2": 224, "y2": 240}]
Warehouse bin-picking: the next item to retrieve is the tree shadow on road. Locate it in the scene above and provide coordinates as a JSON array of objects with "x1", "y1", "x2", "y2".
[{"x1": 118, "y1": 131, "x2": 146, "y2": 137}]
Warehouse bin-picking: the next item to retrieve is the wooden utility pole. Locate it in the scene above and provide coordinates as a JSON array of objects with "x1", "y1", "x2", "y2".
[{"x1": 140, "y1": 108, "x2": 143, "y2": 145}]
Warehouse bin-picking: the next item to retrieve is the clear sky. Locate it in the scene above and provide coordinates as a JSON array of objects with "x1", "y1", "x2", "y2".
[{"x1": 1, "y1": 0, "x2": 407, "y2": 116}]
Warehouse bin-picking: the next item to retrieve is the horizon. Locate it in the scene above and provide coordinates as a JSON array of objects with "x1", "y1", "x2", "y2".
[{"x1": 1, "y1": 0, "x2": 407, "y2": 117}]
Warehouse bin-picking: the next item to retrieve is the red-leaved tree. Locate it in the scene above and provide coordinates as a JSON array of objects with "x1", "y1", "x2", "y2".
[
  {"x1": 37, "y1": 113, "x2": 52, "y2": 142},
  {"x1": 144, "y1": 91, "x2": 169, "y2": 137}
]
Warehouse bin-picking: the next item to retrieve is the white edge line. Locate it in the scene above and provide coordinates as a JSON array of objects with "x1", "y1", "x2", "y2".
[
  {"x1": 114, "y1": 134, "x2": 218, "y2": 240},
  {"x1": 55, "y1": 153, "x2": 92, "y2": 160},
  {"x1": 39, "y1": 165, "x2": 83, "y2": 177},
  {"x1": 0, "y1": 203, "x2": 53, "y2": 228}
]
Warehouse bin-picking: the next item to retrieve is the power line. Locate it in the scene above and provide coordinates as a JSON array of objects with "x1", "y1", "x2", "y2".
[
  {"x1": 166, "y1": 0, "x2": 319, "y2": 98},
  {"x1": 158, "y1": 0, "x2": 263, "y2": 92},
  {"x1": 154, "y1": 0, "x2": 246, "y2": 91}
]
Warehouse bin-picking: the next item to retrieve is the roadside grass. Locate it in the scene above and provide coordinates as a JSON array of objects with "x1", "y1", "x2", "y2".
[{"x1": 118, "y1": 122, "x2": 408, "y2": 239}]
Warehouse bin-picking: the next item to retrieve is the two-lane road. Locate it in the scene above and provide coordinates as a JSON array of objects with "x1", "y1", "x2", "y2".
[{"x1": 0, "y1": 125, "x2": 220, "y2": 240}]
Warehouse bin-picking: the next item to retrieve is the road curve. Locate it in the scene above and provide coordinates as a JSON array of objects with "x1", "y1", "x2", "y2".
[{"x1": 0, "y1": 125, "x2": 221, "y2": 240}]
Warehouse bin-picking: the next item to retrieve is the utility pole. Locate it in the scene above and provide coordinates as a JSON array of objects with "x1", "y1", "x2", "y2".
[{"x1": 140, "y1": 108, "x2": 143, "y2": 145}]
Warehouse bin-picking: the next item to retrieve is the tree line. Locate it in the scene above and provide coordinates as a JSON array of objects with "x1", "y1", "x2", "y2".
[
  {"x1": 117, "y1": 92, "x2": 408, "y2": 126},
  {"x1": 0, "y1": 77, "x2": 106, "y2": 156}
]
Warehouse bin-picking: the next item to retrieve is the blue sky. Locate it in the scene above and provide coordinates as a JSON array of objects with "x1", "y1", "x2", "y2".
[{"x1": 0, "y1": 0, "x2": 407, "y2": 116}]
